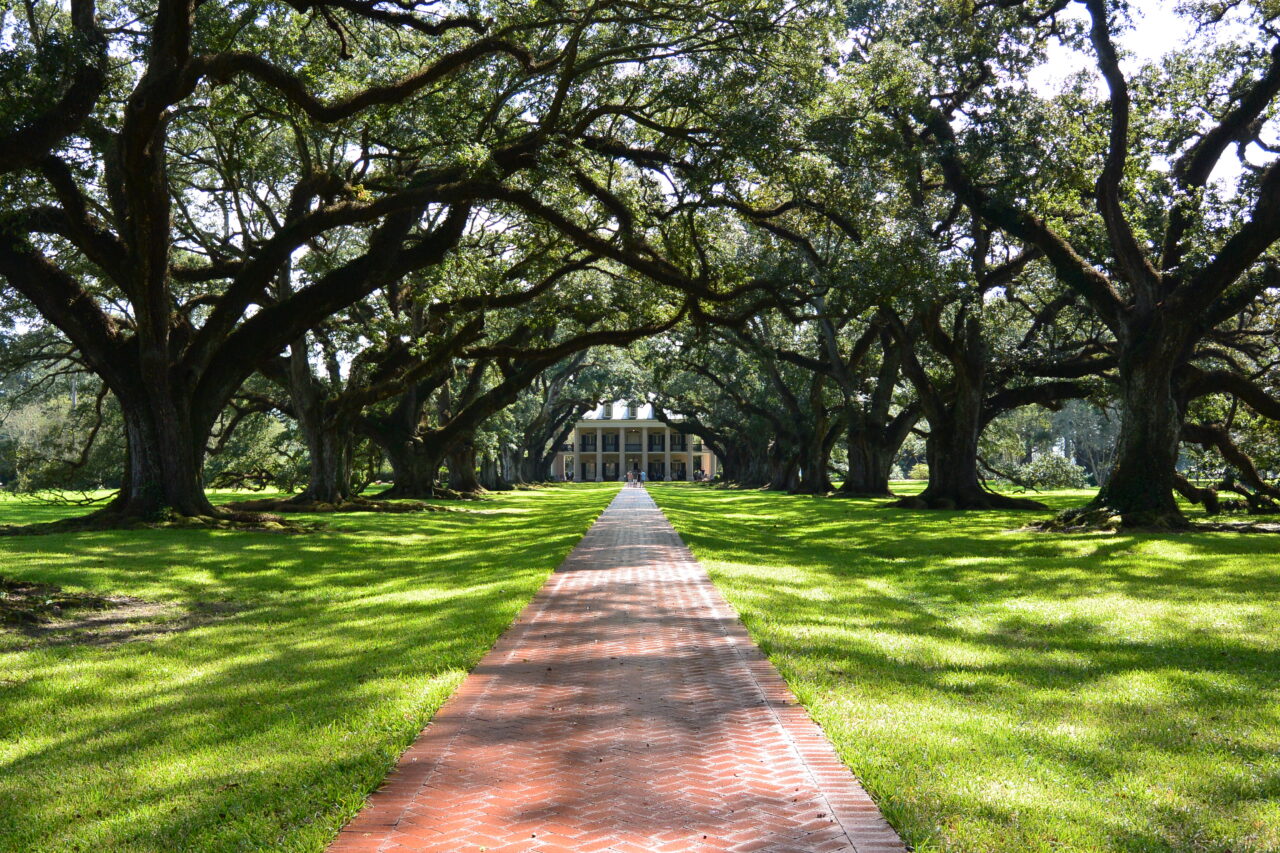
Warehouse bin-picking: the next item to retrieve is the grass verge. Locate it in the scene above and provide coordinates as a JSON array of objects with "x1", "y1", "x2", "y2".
[
  {"x1": 647, "y1": 483, "x2": 1280, "y2": 853},
  {"x1": 0, "y1": 483, "x2": 619, "y2": 852}
]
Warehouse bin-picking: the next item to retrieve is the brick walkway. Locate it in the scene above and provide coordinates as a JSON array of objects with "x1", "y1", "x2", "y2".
[{"x1": 329, "y1": 487, "x2": 905, "y2": 853}]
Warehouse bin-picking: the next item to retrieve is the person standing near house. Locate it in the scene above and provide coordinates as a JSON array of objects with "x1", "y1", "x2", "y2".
[{"x1": 639, "y1": 469, "x2": 647, "y2": 486}]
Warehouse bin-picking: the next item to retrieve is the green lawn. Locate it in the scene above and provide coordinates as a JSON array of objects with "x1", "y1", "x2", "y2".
[
  {"x1": 648, "y1": 483, "x2": 1280, "y2": 853},
  {"x1": 0, "y1": 484, "x2": 619, "y2": 852}
]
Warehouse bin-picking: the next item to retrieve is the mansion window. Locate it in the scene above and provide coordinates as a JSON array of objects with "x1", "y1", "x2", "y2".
[
  {"x1": 580, "y1": 434, "x2": 597, "y2": 451},
  {"x1": 648, "y1": 434, "x2": 665, "y2": 452}
]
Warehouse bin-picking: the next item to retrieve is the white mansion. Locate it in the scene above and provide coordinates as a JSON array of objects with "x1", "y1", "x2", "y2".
[{"x1": 555, "y1": 402, "x2": 717, "y2": 482}]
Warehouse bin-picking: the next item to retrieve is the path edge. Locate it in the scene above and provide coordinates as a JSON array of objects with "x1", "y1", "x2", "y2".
[
  {"x1": 328, "y1": 485, "x2": 624, "y2": 851},
  {"x1": 648, "y1": 486, "x2": 908, "y2": 853}
]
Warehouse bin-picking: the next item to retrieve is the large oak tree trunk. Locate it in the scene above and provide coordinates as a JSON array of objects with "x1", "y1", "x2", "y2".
[
  {"x1": 111, "y1": 388, "x2": 216, "y2": 519},
  {"x1": 794, "y1": 434, "x2": 834, "y2": 494},
  {"x1": 293, "y1": 416, "x2": 356, "y2": 504},
  {"x1": 837, "y1": 338, "x2": 916, "y2": 497},
  {"x1": 447, "y1": 436, "x2": 483, "y2": 494},
  {"x1": 1087, "y1": 335, "x2": 1185, "y2": 525},
  {"x1": 919, "y1": 404, "x2": 985, "y2": 508},
  {"x1": 283, "y1": 336, "x2": 356, "y2": 504},
  {"x1": 905, "y1": 367, "x2": 1043, "y2": 511},
  {"x1": 721, "y1": 442, "x2": 769, "y2": 486},
  {"x1": 479, "y1": 452, "x2": 511, "y2": 491},
  {"x1": 379, "y1": 439, "x2": 447, "y2": 499},
  {"x1": 842, "y1": 428, "x2": 898, "y2": 496},
  {"x1": 766, "y1": 442, "x2": 799, "y2": 491}
]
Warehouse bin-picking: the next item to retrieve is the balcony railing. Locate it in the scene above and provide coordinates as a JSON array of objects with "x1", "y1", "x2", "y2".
[
  {"x1": 559, "y1": 443, "x2": 573, "y2": 452},
  {"x1": 580, "y1": 441, "x2": 597, "y2": 451},
  {"x1": 624, "y1": 442, "x2": 641, "y2": 452},
  {"x1": 602, "y1": 442, "x2": 619, "y2": 452},
  {"x1": 691, "y1": 442, "x2": 703, "y2": 451},
  {"x1": 670, "y1": 440, "x2": 688, "y2": 452}
]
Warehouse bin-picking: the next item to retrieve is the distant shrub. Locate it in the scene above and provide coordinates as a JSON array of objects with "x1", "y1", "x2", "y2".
[
  {"x1": 908, "y1": 463, "x2": 930, "y2": 481},
  {"x1": 1014, "y1": 455, "x2": 1088, "y2": 489}
]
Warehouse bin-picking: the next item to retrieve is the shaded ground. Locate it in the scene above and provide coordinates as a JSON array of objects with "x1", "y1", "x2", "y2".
[{"x1": 1, "y1": 576, "x2": 241, "y2": 648}]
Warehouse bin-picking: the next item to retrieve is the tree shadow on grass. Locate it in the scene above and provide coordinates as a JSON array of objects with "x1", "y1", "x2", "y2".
[
  {"x1": 645, "y1": 484, "x2": 1280, "y2": 852},
  {"x1": 0, "y1": 484, "x2": 620, "y2": 852}
]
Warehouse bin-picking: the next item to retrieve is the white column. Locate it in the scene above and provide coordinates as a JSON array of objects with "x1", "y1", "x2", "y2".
[
  {"x1": 595, "y1": 426, "x2": 603, "y2": 481},
  {"x1": 664, "y1": 428, "x2": 672, "y2": 481},
  {"x1": 641, "y1": 426, "x2": 649, "y2": 479}
]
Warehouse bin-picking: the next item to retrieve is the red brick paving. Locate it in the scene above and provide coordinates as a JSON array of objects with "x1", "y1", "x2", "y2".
[{"x1": 329, "y1": 486, "x2": 906, "y2": 853}]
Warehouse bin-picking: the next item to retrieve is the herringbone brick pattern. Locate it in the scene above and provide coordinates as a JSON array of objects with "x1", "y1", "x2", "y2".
[{"x1": 329, "y1": 487, "x2": 905, "y2": 853}]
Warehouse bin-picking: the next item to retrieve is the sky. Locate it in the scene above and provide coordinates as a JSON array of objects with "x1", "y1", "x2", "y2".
[
  {"x1": 1031, "y1": 1, "x2": 1267, "y2": 186},
  {"x1": 1032, "y1": 0, "x2": 1196, "y2": 90}
]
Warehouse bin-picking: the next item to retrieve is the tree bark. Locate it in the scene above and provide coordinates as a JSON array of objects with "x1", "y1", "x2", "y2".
[
  {"x1": 378, "y1": 437, "x2": 447, "y2": 499},
  {"x1": 292, "y1": 415, "x2": 355, "y2": 503},
  {"x1": 766, "y1": 441, "x2": 800, "y2": 491},
  {"x1": 284, "y1": 339, "x2": 356, "y2": 504},
  {"x1": 843, "y1": 427, "x2": 901, "y2": 496},
  {"x1": 109, "y1": 386, "x2": 216, "y2": 519},
  {"x1": 1085, "y1": 328, "x2": 1188, "y2": 525},
  {"x1": 837, "y1": 337, "x2": 915, "y2": 497},
  {"x1": 447, "y1": 435, "x2": 483, "y2": 494},
  {"x1": 479, "y1": 452, "x2": 511, "y2": 491}
]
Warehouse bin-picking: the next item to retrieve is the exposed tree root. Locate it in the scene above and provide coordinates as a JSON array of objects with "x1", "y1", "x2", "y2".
[
  {"x1": 230, "y1": 495, "x2": 449, "y2": 514},
  {"x1": 376, "y1": 485, "x2": 489, "y2": 502},
  {"x1": 1033, "y1": 504, "x2": 1280, "y2": 533},
  {"x1": 892, "y1": 491, "x2": 1047, "y2": 511},
  {"x1": 1034, "y1": 505, "x2": 1191, "y2": 533},
  {"x1": 831, "y1": 489, "x2": 895, "y2": 499},
  {"x1": 0, "y1": 505, "x2": 311, "y2": 536}
]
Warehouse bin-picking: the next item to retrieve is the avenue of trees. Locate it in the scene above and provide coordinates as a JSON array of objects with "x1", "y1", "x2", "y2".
[{"x1": 3, "y1": 0, "x2": 1280, "y2": 530}]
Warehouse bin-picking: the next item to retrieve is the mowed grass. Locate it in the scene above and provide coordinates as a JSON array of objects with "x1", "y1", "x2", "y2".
[
  {"x1": 647, "y1": 483, "x2": 1280, "y2": 853},
  {"x1": 0, "y1": 484, "x2": 619, "y2": 852}
]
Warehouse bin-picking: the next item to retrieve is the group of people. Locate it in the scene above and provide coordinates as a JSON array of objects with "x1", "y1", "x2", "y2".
[{"x1": 624, "y1": 469, "x2": 648, "y2": 488}]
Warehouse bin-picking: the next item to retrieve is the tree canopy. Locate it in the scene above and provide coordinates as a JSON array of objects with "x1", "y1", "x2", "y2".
[{"x1": 4, "y1": 0, "x2": 1280, "y2": 530}]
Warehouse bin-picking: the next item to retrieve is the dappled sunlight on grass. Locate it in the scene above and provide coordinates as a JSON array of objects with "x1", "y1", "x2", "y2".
[
  {"x1": 0, "y1": 483, "x2": 619, "y2": 852},
  {"x1": 649, "y1": 483, "x2": 1280, "y2": 853}
]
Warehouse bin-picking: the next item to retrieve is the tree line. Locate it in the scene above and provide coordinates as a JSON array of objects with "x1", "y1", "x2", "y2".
[{"x1": 2, "y1": 0, "x2": 1280, "y2": 530}]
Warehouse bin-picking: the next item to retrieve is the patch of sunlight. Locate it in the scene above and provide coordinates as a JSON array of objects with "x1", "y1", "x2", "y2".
[
  {"x1": 941, "y1": 556, "x2": 1001, "y2": 567},
  {"x1": 1047, "y1": 721, "x2": 1103, "y2": 745},
  {"x1": 1091, "y1": 669, "x2": 1195, "y2": 707}
]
